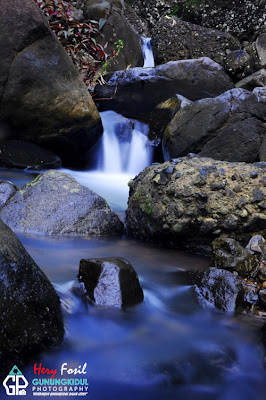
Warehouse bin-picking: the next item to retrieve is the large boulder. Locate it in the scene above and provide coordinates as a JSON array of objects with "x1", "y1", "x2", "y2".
[
  {"x1": 84, "y1": 0, "x2": 143, "y2": 71},
  {"x1": 163, "y1": 89, "x2": 266, "y2": 163},
  {"x1": 129, "y1": 0, "x2": 266, "y2": 42},
  {"x1": 78, "y1": 257, "x2": 144, "y2": 307},
  {"x1": 0, "y1": 220, "x2": 64, "y2": 372},
  {"x1": 0, "y1": 170, "x2": 124, "y2": 236},
  {"x1": 0, "y1": 0, "x2": 103, "y2": 167},
  {"x1": 0, "y1": 140, "x2": 61, "y2": 170},
  {"x1": 96, "y1": 57, "x2": 233, "y2": 121},
  {"x1": 151, "y1": 16, "x2": 240, "y2": 67},
  {"x1": 126, "y1": 155, "x2": 266, "y2": 252}
]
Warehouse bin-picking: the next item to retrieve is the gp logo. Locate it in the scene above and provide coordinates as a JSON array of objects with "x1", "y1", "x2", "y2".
[{"x1": 3, "y1": 365, "x2": 28, "y2": 396}]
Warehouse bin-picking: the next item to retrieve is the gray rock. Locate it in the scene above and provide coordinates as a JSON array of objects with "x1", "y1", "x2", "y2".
[
  {"x1": 246, "y1": 235, "x2": 265, "y2": 253},
  {"x1": 194, "y1": 268, "x2": 244, "y2": 313},
  {"x1": 0, "y1": 180, "x2": 18, "y2": 208},
  {"x1": 84, "y1": 0, "x2": 143, "y2": 72},
  {"x1": 0, "y1": 0, "x2": 102, "y2": 167},
  {"x1": 163, "y1": 89, "x2": 266, "y2": 163},
  {"x1": 78, "y1": 257, "x2": 144, "y2": 307},
  {"x1": 253, "y1": 86, "x2": 266, "y2": 101},
  {"x1": 126, "y1": 156, "x2": 266, "y2": 252},
  {"x1": 0, "y1": 140, "x2": 61, "y2": 170},
  {"x1": 0, "y1": 220, "x2": 64, "y2": 372},
  {"x1": 212, "y1": 237, "x2": 257, "y2": 277},
  {"x1": 152, "y1": 16, "x2": 240, "y2": 67},
  {"x1": 235, "y1": 69, "x2": 266, "y2": 91},
  {"x1": 256, "y1": 33, "x2": 266, "y2": 68},
  {"x1": 225, "y1": 49, "x2": 255, "y2": 79},
  {"x1": 0, "y1": 170, "x2": 124, "y2": 236},
  {"x1": 96, "y1": 57, "x2": 233, "y2": 122},
  {"x1": 148, "y1": 95, "x2": 192, "y2": 143}
]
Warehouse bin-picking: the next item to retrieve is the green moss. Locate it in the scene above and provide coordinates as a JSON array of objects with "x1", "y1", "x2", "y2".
[{"x1": 140, "y1": 197, "x2": 152, "y2": 215}]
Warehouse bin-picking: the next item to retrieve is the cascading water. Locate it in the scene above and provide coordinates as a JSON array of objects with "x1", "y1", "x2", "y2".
[
  {"x1": 62, "y1": 112, "x2": 153, "y2": 212},
  {"x1": 142, "y1": 37, "x2": 155, "y2": 68},
  {"x1": 61, "y1": 39, "x2": 155, "y2": 212}
]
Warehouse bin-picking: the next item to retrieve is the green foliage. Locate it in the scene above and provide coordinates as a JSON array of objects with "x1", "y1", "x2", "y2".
[
  {"x1": 169, "y1": 0, "x2": 205, "y2": 17},
  {"x1": 33, "y1": 0, "x2": 123, "y2": 89}
]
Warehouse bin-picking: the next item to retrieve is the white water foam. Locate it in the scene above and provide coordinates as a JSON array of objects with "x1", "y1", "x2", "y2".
[{"x1": 142, "y1": 37, "x2": 155, "y2": 68}]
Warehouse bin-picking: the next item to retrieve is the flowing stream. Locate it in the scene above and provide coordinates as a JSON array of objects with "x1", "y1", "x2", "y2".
[{"x1": 0, "y1": 39, "x2": 265, "y2": 400}]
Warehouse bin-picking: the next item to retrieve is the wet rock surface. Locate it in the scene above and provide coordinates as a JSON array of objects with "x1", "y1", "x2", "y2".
[
  {"x1": 78, "y1": 257, "x2": 144, "y2": 307},
  {"x1": 96, "y1": 57, "x2": 233, "y2": 121},
  {"x1": 163, "y1": 89, "x2": 266, "y2": 163},
  {"x1": 192, "y1": 268, "x2": 244, "y2": 313},
  {"x1": 211, "y1": 237, "x2": 257, "y2": 278},
  {"x1": 0, "y1": 0, "x2": 103, "y2": 168},
  {"x1": 0, "y1": 170, "x2": 124, "y2": 236},
  {"x1": 0, "y1": 220, "x2": 64, "y2": 372},
  {"x1": 0, "y1": 179, "x2": 18, "y2": 208},
  {"x1": 0, "y1": 140, "x2": 61, "y2": 170},
  {"x1": 151, "y1": 16, "x2": 240, "y2": 67},
  {"x1": 126, "y1": 156, "x2": 266, "y2": 252}
]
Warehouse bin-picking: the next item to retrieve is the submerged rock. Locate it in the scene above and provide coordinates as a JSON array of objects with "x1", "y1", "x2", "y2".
[
  {"x1": 0, "y1": 0, "x2": 102, "y2": 167},
  {"x1": 193, "y1": 268, "x2": 244, "y2": 313},
  {"x1": 151, "y1": 16, "x2": 240, "y2": 67},
  {"x1": 126, "y1": 156, "x2": 266, "y2": 252},
  {"x1": 212, "y1": 237, "x2": 257, "y2": 277},
  {"x1": 0, "y1": 140, "x2": 61, "y2": 170},
  {"x1": 78, "y1": 257, "x2": 144, "y2": 307},
  {"x1": 163, "y1": 89, "x2": 266, "y2": 163},
  {"x1": 95, "y1": 57, "x2": 233, "y2": 121},
  {"x1": 0, "y1": 220, "x2": 64, "y2": 372},
  {"x1": 0, "y1": 170, "x2": 124, "y2": 236},
  {"x1": 0, "y1": 179, "x2": 18, "y2": 208}
]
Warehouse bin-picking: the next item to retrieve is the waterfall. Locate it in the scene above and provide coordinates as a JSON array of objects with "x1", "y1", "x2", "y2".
[
  {"x1": 61, "y1": 41, "x2": 155, "y2": 211},
  {"x1": 100, "y1": 111, "x2": 152, "y2": 175},
  {"x1": 142, "y1": 37, "x2": 155, "y2": 68},
  {"x1": 62, "y1": 111, "x2": 153, "y2": 211}
]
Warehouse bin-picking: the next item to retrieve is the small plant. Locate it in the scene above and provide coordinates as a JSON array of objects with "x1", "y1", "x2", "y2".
[{"x1": 33, "y1": 0, "x2": 122, "y2": 90}]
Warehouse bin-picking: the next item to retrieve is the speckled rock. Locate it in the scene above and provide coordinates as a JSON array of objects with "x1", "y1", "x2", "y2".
[
  {"x1": 129, "y1": 0, "x2": 266, "y2": 42},
  {"x1": 193, "y1": 268, "x2": 244, "y2": 313},
  {"x1": 211, "y1": 237, "x2": 257, "y2": 277},
  {"x1": 0, "y1": 180, "x2": 18, "y2": 208},
  {"x1": 126, "y1": 155, "x2": 266, "y2": 252},
  {"x1": 0, "y1": 170, "x2": 124, "y2": 236},
  {"x1": 256, "y1": 33, "x2": 266, "y2": 68},
  {"x1": 0, "y1": 220, "x2": 64, "y2": 373},
  {"x1": 96, "y1": 57, "x2": 233, "y2": 121},
  {"x1": 163, "y1": 89, "x2": 266, "y2": 163},
  {"x1": 78, "y1": 257, "x2": 144, "y2": 307},
  {"x1": 151, "y1": 16, "x2": 240, "y2": 67}
]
